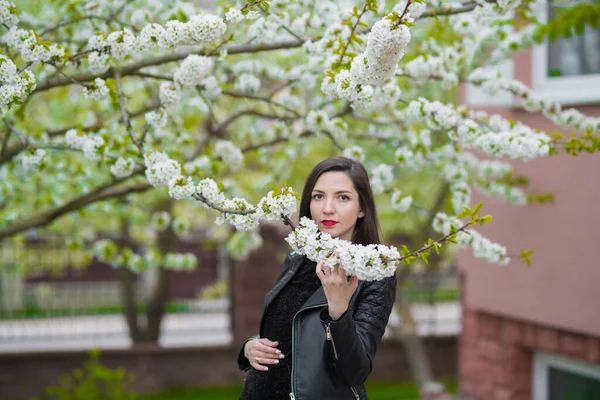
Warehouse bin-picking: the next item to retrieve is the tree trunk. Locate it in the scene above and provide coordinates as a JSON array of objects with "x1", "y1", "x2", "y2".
[
  {"x1": 118, "y1": 218, "x2": 144, "y2": 342},
  {"x1": 146, "y1": 266, "x2": 170, "y2": 341},
  {"x1": 143, "y1": 201, "x2": 176, "y2": 343},
  {"x1": 389, "y1": 182, "x2": 451, "y2": 394},
  {"x1": 120, "y1": 267, "x2": 144, "y2": 341},
  {"x1": 389, "y1": 282, "x2": 433, "y2": 387}
]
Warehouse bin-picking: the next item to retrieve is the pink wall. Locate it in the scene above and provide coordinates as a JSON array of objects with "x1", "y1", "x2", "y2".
[{"x1": 459, "y1": 49, "x2": 600, "y2": 337}]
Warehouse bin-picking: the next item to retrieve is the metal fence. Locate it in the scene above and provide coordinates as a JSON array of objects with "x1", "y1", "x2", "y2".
[{"x1": 0, "y1": 244, "x2": 231, "y2": 354}]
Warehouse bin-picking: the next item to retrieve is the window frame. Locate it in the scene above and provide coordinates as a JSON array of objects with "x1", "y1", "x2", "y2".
[
  {"x1": 533, "y1": 352, "x2": 600, "y2": 400},
  {"x1": 531, "y1": 0, "x2": 600, "y2": 105}
]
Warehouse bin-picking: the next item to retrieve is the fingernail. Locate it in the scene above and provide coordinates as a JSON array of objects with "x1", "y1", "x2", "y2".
[
  {"x1": 279, "y1": 354, "x2": 285, "y2": 358},
  {"x1": 274, "y1": 360, "x2": 279, "y2": 364},
  {"x1": 276, "y1": 350, "x2": 281, "y2": 354},
  {"x1": 264, "y1": 367, "x2": 269, "y2": 371}
]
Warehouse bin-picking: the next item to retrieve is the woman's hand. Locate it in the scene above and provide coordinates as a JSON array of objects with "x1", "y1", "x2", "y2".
[
  {"x1": 316, "y1": 254, "x2": 358, "y2": 320},
  {"x1": 244, "y1": 338, "x2": 284, "y2": 371}
]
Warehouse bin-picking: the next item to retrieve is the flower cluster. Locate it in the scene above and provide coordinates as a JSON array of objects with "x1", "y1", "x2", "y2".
[
  {"x1": 144, "y1": 151, "x2": 181, "y2": 187},
  {"x1": 109, "y1": 157, "x2": 135, "y2": 178},
  {"x1": 468, "y1": 68, "x2": 600, "y2": 134},
  {"x1": 83, "y1": 78, "x2": 110, "y2": 101},
  {"x1": 168, "y1": 176, "x2": 196, "y2": 200},
  {"x1": 285, "y1": 217, "x2": 400, "y2": 281},
  {"x1": 213, "y1": 140, "x2": 244, "y2": 171},
  {"x1": 227, "y1": 229, "x2": 264, "y2": 260},
  {"x1": 174, "y1": 55, "x2": 214, "y2": 88},
  {"x1": 151, "y1": 211, "x2": 171, "y2": 231},
  {"x1": 391, "y1": 189, "x2": 413, "y2": 212},
  {"x1": 86, "y1": 13, "x2": 226, "y2": 71},
  {"x1": 256, "y1": 188, "x2": 298, "y2": 222},
  {"x1": 5, "y1": 27, "x2": 65, "y2": 63},
  {"x1": 16, "y1": 149, "x2": 46, "y2": 172},
  {"x1": 432, "y1": 212, "x2": 509, "y2": 265},
  {"x1": 370, "y1": 164, "x2": 394, "y2": 195},
  {"x1": 0, "y1": 54, "x2": 36, "y2": 115},
  {"x1": 350, "y1": 18, "x2": 411, "y2": 87},
  {"x1": 0, "y1": 0, "x2": 18, "y2": 27}
]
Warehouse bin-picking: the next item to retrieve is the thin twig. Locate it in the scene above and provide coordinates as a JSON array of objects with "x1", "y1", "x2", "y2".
[
  {"x1": 222, "y1": 90, "x2": 301, "y2": 116},
  {"x1": 114, "y1": 72, "x2": 140, "y2": 152}
]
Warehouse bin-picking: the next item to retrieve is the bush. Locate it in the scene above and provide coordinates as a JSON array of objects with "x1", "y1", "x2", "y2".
[{"x1": 31, "y1": 350, "x2": 137, "y2": 400}]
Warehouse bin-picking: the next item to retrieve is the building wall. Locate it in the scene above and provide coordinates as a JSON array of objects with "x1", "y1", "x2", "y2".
[
  {"x1": 459, "y1": 302, "x2": 600, "y2": 400},
  {"x1": 459, "y1": 29, "x2": 600, "y2": 399}
]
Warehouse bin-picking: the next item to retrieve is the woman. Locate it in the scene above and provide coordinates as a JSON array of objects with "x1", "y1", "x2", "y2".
[{"x1": 238, "y1": 157, "x2": 397, "y2": 400}]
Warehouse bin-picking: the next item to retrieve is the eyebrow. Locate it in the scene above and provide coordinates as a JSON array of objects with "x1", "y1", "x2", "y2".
[{"x1": 312, "y1": 189, "x2": 353, "y2": 195}]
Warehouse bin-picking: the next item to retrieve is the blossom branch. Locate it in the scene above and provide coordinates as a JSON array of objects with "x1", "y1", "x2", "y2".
[
  {"x1": 31, "y1": 2, "x2": 498, "y2": 95},
  {"x1": 0, "y1": 173, "x2": 150, "y2": 240}
]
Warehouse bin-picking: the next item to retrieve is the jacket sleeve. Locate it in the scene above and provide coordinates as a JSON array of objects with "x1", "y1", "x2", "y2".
[{"x1": 319, "y1": 274, "x2": 397, "y2": 386}]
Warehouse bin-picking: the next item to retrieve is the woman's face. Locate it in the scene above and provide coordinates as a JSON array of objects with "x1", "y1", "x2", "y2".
[{"x1": 310, "y1": 171, "x2": 364, "y2": 242}]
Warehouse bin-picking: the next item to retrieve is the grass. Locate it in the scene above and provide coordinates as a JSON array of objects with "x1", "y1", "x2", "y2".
[
  {"x1": 0, "y1": 301, "x2": 190, "y2": 320},
  {"x1": 407, "y1": 287, "x2": 459, "y2": 304},
  {"x1": 138, "y1": 379, "x2": 457, "y2": 400}
]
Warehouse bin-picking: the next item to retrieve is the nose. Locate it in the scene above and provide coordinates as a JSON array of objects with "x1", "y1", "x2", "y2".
[{"x1": 323, "y1": 198, "x2": 335, "y2": 215}]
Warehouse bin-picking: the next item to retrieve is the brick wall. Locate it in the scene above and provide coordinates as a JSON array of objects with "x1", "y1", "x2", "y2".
[
  {"x1": 459, "y1": 306, "x2": 600, "y2": 400},
  {"x1": 0, "y1": 337, "x2": 457, "y2": 400}
]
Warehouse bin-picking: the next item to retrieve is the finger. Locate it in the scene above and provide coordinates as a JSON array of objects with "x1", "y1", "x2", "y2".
[
  {"x1": 255, "y1": 349, "x2": 285, "y2": 360},
  {"x1": 256, "y1": 342, "x2": 283, "y2": 356},
  {"x1": 259, "y1": 338, "x2": 279, "y2": 347},
  {"x1": 250, "y1": 360, "x2": 269, "y2": 371},
  {"x1": 316, "y1": 260, "x2": 329, "y2": 277},
  {"x1": 349, "y1": 274, "x2": 359, "y2": 289},
  {"x1": 254, "y1": 352, "x2": 282, "y2": 364}
]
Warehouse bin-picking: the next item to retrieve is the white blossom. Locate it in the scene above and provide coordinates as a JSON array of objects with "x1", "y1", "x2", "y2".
[
  {"x1": 174, "y1": 55, "x2": 214, "y2": 87},
  {"x1": 82, "y1": 134, "x2": 105, "y2": 161},
  {"x1": 370, "y1": 164, "x2": 394, "y2": 195},
  {"x1": 225, "y1": 8, "x2": 244, "y2": 23},
  {"x1": 256, "y1": 188, "x2": 298, "y2": 222},
  {"x1": 0, "y1": 0, "x2": 19, "y2": 27},
  {"x1": 187, "y1": 14, "x2": 227, "y2": 43},
  {"x1": 391, "y1": 190, "x2": 412, "y2": 212},
  {"x1": 17, "y1": 149, "x2": 46, "y2": 172},
  {"x1": 168, "y1": 176, "x2": 196, "y2": 200},
  {"x1": 234, "y1": 73, "x2": 261, "y2": 93},
  {"x1": 83, "y1": 78, "x2": 110, "y2": 101},
  {"x1": 152, "y1": 211, "x2": 172, "y2": 231},
  {"x1": 110, "y1": 157, "x2": 135, "y2": 178},
  {"x1": 144, "y1": 151, "x2": 182, "y2": 187},
  {"x1": 343, "y1": 146, "x2": 365, "y2": 163},
  {"x1": 214, "y1": 140, "x2": 243, "y2": 171}
]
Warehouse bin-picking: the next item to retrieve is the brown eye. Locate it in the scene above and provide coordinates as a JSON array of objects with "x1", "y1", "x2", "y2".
[
  {"x1": 312, "y1": 194, "x2": 323, "y2": 200},
  {"x1": 340, "y1": 195, "x2": 350, "y2": 201}
]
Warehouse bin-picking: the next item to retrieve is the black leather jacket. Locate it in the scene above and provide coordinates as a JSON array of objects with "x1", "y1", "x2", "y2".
[{"x1": 237, "y1": 252, "x2": 397, "y2": 400}]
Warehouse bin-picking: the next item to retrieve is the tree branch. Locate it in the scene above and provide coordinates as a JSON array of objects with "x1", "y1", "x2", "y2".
[
  {"x1": 221, "y1": 90, "x2": 301, "y2": 117},
  {"x1": 0, "y1": 173, "x2": 150, "y2": 240}
]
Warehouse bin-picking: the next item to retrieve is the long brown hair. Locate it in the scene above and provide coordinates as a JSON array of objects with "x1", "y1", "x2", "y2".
[{"x1": 299, "y1": 157, "x2": 382, "y2": 245}]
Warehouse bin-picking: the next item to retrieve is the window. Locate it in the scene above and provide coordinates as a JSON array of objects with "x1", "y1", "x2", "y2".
[
  {"x1": 532, "y1": 0, "x2": 600, "y2": 105},
  {"x1": 533, "y1": 352, "x2": 600, "y2": 400}
]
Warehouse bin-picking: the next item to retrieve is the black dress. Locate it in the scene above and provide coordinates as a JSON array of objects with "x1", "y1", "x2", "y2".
[{"x1": 240, "y1": 258, "x2": 321, "y2": 400}]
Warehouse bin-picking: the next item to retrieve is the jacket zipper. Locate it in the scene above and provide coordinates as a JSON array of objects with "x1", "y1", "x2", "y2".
[
  {"x1": 325, "y1": 323, "x2": 339, "y2": 359},
  {"x1": 289, "y1": 303, "x2": 327, "y2": 400},
  {"x1": 327, "y1": 323, "x2": 359, "y2": 399}
]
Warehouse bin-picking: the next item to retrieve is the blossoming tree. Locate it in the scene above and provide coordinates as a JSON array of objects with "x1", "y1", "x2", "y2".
[{"x1": 1, "y1": 0, "x2": 599, "y2": 388}]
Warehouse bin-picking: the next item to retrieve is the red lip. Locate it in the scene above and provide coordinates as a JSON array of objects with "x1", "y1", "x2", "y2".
[{"x1": 322, "y1": 220, "x2": 338, "y2": 227}]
